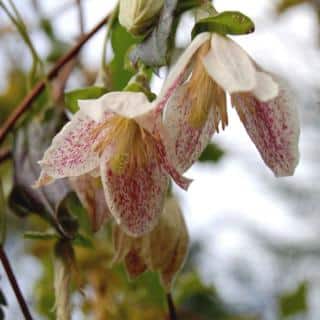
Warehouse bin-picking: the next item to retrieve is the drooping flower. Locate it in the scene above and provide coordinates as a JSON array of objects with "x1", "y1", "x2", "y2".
[
  {"x1": 159, "y1": 32, "x2": 300, "y2": 176},
  {"x1": 35, "y1": 92, "x2": 191, "y2": 236},
  {"x1": 112, "y1": 195, "x2": 189, "y2": 291}
]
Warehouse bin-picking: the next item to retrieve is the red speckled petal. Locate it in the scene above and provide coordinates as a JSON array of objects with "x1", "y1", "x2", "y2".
[
  {"x1": 36, "y1": 111, "x2": 103, "y2": 185},
  {"x1": 232, "y1": 79, "x2": 300, "y2": 177},
  {"x1": 100, "y1": 149, "x2": 169, "y2": 237},
  {"x1": 161, "y1": 84, "x2": 216, "y2": 173}
]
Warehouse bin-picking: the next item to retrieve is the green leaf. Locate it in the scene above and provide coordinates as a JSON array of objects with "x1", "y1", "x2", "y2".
[
  {"x1": 24, "y1": 231, "x2": 58, "y2": 241},
  {"x1": 280, "y1": 282, "x2": 308, "y2": 318},
  {"x1": 192, "y1": 11, "x2": 255, "y2": 38},
  {"x1": 64, "y1": 86, "x2": 108, "y2": 113},
  {"x1": 198, "y1": 143, "x2": 224, "y2": 163},
  {"x1": 0, "y1": 180, "x2": 6, "y2": 245},
  {"x1": 129, "y1": 0, "x2": 180, "y2": 67},
  {"x1": 72, "y1": 234, "x2": 93, "y2": 248},
  {"x1": 109, "y1": 20, "x2": 137, "y2": 90}
]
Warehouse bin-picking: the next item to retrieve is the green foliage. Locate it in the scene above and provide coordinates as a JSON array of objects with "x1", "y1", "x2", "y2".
[
  {"x1": 64, "y1": 86, "x2": 108, "y2": 113},
  {"x1": 0, "y1": 289, "x2": 7, "y2": 320},
  {"x1": 129, "y1": 0, "x2": 180, "y2": 67},
  {"x1": 110, "y1": 20, "x2": 138, "y2": 90},
  {"x1": 280, "y1": 282, "x2": 308, "y2": 318},
  {"x1": 277, "y1": 0, "x2": 309, "y2": 13},
  {"x1": 192, "y1": 11, "x2": 255, "y2": 38},
  {"x1": 198, "y1": 143, "x2": 224, "y2": 163}
]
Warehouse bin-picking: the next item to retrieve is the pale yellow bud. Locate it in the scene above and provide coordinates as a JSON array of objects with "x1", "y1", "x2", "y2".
[
  {"x1": 112, "y1": 196, "x2": 189, "y2": 290},
  {"x1": 119, "y1": 0, "x2": 164, "y2": 36}
]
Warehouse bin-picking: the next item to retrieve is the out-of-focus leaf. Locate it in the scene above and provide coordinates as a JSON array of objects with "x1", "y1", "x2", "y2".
[
  {"x1": 9, "y1": 109, "x2": 73, "y2": 235},
  {"x1": 0, "y1": 180, "x2": 6, "y2": 245},
  {"x1": 198, "y1": 143, "x2": 224, "y2": 163},
  {"x1": 110, "y1": 20, "x2": 137, "y2": 90},
  {"x1": 129, "y1": 0, "x2": 179, "y2": 67},
  {"x1": 64, "y1": 86, "x2": 108, "y2": 113},
  {"x1": 73, "y1": 234, "x2": 93, "y2": 248},
  {"x1": 24, "y1": 231, "x2": 58, "y2": 241},
  {"x1": 192, "y1": 11, "x2": 255, "y2": 38},
  {"x1": 277, "y1": 0, "x2": 309, "y2": 13},
  {"x1": 0, "y1": 290, "x2": 6, "y2": 306},
  {"x1": 280, "y1": 282, "x2": 307, "y2": 317}
]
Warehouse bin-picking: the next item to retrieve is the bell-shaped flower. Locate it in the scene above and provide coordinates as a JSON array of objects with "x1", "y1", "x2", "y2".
[
  {"x1": 35, "y1": 92, "x2": 191, "y2": 236},
  {"x1": 112, "y1": 195, "x2": 189, "y2": 291},
  {"x1": 159, "y1": 32, "x2": 300, "y2": 176}
]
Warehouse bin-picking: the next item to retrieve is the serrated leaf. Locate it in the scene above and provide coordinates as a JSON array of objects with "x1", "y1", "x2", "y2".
[
  {"x1": 24, "y1": 231, "x2": 58, "y2": 241},
  {"x1": 198, "y1": 143, "x2": 224, "y2": 163},
  {"x1": 192, "y1": 11, "x2": 255, "y2": 38},
  {"x1": 129, "y1": 0, "x2": 180, "y2": 67},
  {"x1": 64, "y1": 86, "x2": 108, "y2": 113}
]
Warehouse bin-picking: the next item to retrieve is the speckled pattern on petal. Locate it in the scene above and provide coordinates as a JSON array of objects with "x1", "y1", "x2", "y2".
[
  {"x1": 162, "y1": 84, "x2": 216, "y2": 173},
  {"x1": 232, "y1": 81, "x2": 300, "y2": 177},
  {"x1": 38, "y1": 111, "x2": 103, "y2": 180},
  {"x1": 100, "y1": 149, "x2": 169, "y2": 237}
]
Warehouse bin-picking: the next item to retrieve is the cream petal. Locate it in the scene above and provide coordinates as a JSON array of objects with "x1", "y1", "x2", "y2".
[
  {"x1": 78, "y1": 91, "x2": 152, "y2": 122},
  {"x1": 252, "y1": 71, "x2": 279, "y2": 102},
  {"x1": 160, "y1": 32, "x2": 211, "y2": 96},
  {"x1": 162, "y1": 84, "x2": 216, "y2": 172},
  {"x1": 36, "y1": 111, "x2": 102, "y2": 186},
  {"x1": 100, "y1": 148, "x2": 169, "y2": 237},
  {"x1": 203, "y1": 33, "x2": 256, "y2": 93},
  {"x1": 232, "y1": 79, "x2": 300, "y2": 177}
]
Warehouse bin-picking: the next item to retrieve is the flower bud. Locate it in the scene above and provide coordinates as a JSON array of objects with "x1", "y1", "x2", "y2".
[
  {"x1": 112, "y1": 196, "x2": 189, "y2": 290},
  {"x1": 119, "y1": 0, "x2": 164, "y2": 36}
]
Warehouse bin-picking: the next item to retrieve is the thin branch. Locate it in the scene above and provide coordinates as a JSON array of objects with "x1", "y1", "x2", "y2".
[
  {"x1": 0, "y1": 13, "x2": 110, "y2": 146},
  {"x1": 0, "y1": 148, "x2": 11, "y2": 163},
  {"x1": 0, "y1": 246, "x2": 34, "y2": 320},
  {"x1": 76, "y1": 0, "x2": 85, "y2": 35},
  {"x1": 166, "y1": 293, "x2": 178, "y2": 320}
]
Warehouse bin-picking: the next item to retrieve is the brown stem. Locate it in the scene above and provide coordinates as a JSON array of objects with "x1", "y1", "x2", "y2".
[
  {"x1": 0, "y1": 246, "x2": 34, "y2": 320},
  {"x1": 167, "y1": 293, "x2": 178, "y2": 320},
  {"x1": 0, "y1": 13, "x2": 111, "y2": 146},
  {"x1": 0, "y1": 148, "x2": 11, "y2": 163}
]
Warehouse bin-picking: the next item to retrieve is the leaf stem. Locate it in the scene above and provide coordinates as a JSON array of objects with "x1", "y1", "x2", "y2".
[
  {"x1": 0, "y1": 246, "x2": 34, "y2": 320},
  {"x1": 0, "y1": 13, "x2": 111, "y2": 146},
  {"x1": 166, "y1": 293, "x2": 178, "y2": 320}
]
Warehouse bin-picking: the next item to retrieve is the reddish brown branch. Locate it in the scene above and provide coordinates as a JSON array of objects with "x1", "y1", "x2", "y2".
[
  {"x1": 0, "y1": 246, "x2": 34, "y2": 320},
  {"x1": 0, "y1": 14, "x2": 110, "y2": 146}
]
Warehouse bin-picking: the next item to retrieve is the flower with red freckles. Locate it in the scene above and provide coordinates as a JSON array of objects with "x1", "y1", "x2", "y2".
[
  {"x1": 159, "y1": 32, "x2": 300, "y2": 176},
  {"x1": 35, "y1": 92, "x2": 191, "y2": 236}
]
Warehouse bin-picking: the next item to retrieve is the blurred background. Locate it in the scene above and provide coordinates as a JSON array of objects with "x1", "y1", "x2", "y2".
[{"x1": 0, "y1": 0, "x2": 319, "y2": 319}]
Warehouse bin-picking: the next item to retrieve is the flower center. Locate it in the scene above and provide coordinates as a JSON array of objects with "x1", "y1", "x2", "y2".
[
  {"x1": 94, "y1": 116, "x2": 155, "y2": 175},
  {"x1": 185, "y1": 40, "x2": 228, "y2": 132}
]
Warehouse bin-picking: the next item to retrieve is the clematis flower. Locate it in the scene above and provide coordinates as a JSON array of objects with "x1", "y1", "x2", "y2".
[
  {"x1": 112, "y1": 195, "x2": 189, "y2": 291},
  {"x1": 159, "y1": 32, "x2": 300, "y2": 176},
  {"x1": 35, "y1": 92, "x2": 191, "y2": 236}
]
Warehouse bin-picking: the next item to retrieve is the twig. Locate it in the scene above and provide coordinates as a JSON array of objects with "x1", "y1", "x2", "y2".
[
  {"x1": 0, "y1": 148, "x2": 11, "y2": 163},
  {"x1": 0, "y1": 14, "x2": 111, "y2": 146},
  {"x1": 0, "y1": 246, "x2": 34, "y2": 320},
  {"x1": 166, "y1": 293, "x2": 178, "y2": 320}
]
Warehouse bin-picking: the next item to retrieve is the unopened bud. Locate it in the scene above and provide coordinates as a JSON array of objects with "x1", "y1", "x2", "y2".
[{"x1": 119, "y1": 0, "x2": 164, "y2": 36}]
